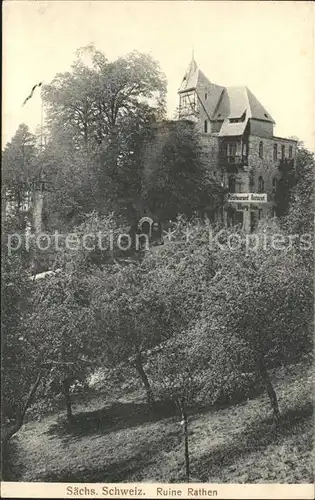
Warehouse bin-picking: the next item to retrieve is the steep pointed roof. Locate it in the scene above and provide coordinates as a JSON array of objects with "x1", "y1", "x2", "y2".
[
  {"x1": 246, "y1": 87, "x2": 275, "y2": 123},
  {"x1": 178, "y1": 56, "x2": 208, "y2": 93},
  {"x1": 178, "y1": 57, "x2": 225, "y2": 119},
  {"x1": 213, "y1": 86, "x2": 275, "y2": 124}
]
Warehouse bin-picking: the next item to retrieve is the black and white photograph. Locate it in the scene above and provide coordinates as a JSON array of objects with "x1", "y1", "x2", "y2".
[{"x1": 1, "y1": 1, "x2": 314, "y2": 498}]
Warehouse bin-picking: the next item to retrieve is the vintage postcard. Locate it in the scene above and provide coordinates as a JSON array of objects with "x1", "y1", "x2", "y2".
[{"x1": 1, "y1": 1, "x2": 314, "y2": 499}]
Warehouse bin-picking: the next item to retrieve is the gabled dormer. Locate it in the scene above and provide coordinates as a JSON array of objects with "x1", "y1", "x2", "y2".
[{"x1": 213, "y1": 86, "x2": 275, "y2": 139}]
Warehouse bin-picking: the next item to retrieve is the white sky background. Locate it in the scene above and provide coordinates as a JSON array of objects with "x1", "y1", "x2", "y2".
[{"x1": 3, "y1": 0, "x2": 315, "y2": 150}]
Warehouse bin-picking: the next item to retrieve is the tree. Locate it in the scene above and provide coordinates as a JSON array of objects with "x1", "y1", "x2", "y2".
[
  {"x1": 29, "y1": 270, "x2": 96, "y2": 424},
  {"x1": 24, "y1": 213, "x2": 133, "y2": 421},
  {"x1": 39, "y1": 137, "x2": 104, "y2": 230},
  {"x1": 142, "y1": 223, "x2": 235, "y2": 481},
  {"x1": 89, "y1": 263, "x2": 161, "y2": 408},
  {"x1": 43, "y1": 46, "x2": 166, "y2": 146},
  {"x1": 1, "y1": 207, "x2": 52, "y2": 447},
  {"x1": 141, "y1": 120, "x2": 224, "y2": 221},
  {"x1": 203, "y1": 226, "x2": 313, "y2": 424},
  {"x1": 83, "y1": 217, "x2": 209, "y2": 409},
  {"x1": 286, "y1": 146, "x2": 314, "y2": 234},
  {"x1": 148, "y1": 328, "x2": 212, "y2": 482},
  {"x1": 275, "y1": 144, "x2": 314, "y2": 271},
  {"x1": 275, "y1": 143, "x2": 314, "y2": 224},
  {"x1": 1, "y1": 252, "x2": 45, "y2": 447},
  {"x1": 145, "y1": 220, "x2": 313, "y2": 430},
  {"x1": 2, "y1": 211, "x2": 125, "y2": 440},
  {"x1": 41, "y1": 46, "x2": 167, "y2": 227},
  {"x1": 2, "y1": 124, "x2": 40, "y2": 228},
  {"x1": 2, "y1": 124, "x2": 38, "y2": 187}
]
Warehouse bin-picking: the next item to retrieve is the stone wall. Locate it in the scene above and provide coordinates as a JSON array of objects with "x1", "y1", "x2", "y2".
[
  {"x1": 142, "y1": 118, "x2": 298, "y2": 230},
  {"x1": 249, "y1": 119, "x2": 274, "y2": 139},
  {"x1": 199, "y1": 133, "x2": 220, "y2": 176},
  {"x1": 143, "y1": 120, "x2": 220, "y2": 177},
  {"x1": 248, "y1": 135, "x2": 297, "y2": 205}
]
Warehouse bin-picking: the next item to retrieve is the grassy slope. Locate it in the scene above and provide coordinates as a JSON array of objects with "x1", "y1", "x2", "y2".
[{"x1": 7, "y1": 360, "x2": 313, "y2": 483}]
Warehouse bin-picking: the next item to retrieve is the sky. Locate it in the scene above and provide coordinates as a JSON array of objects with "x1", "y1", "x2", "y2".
[{"x1": 3, "y1": 1, "x2": 315, "y2": 150}]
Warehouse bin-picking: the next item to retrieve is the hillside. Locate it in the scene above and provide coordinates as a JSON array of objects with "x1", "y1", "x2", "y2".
[{"x1": 6, "y1": 359, "x2": 313, "y2": 484}]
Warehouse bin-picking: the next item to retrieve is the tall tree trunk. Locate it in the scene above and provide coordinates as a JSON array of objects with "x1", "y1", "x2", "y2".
[
  {"x1": 134, "y1": 353, "x2": 155, "y2": 408},
  {"x1": 2, "y1": 371, "x2": 42, "y2": 450},
  {"x1": 83, "y1": 115, "x2": 88, "y2": 146},
  {"x1": 258, "y1": 359, "x2": 280, "y2": 425},
  {"x1": 178, "y1": 397, "x2": 190, "y2": 482},
  {"x1": 62, "y1": 379, "x2": 74, "y2": 423}
]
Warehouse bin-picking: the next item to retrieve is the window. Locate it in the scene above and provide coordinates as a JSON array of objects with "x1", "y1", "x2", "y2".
[
  {"x1": 204, "y1": 120, "x2": 208, "y2": 133},
  {"x1": 205, "y1": 92, "x2": 208, "y2": 100},
  {"x1": 281, "y1": 145, "x2": 285, "y2": 160},
  {"x1": 228, "y1": 176, "x2": 236, "y2": 193},
  {"x1": 249, "y1": 171, "x2": 255, "y2": 187},
  {"x1": 259, "y1": 141, "x2": 264, "y2": 158},
  {"x1": 273, "y1": 143, "x2": 278, "y2": 161},
  {"x1": 272, "y1": 178, "x2": 277, "y2": 193},
  {"x1": 235, "y1": 211, "x2": 244, "y2": 227},
  {"x1": 227, "y1": 142, "x2": 237, "y2": 157},
  {"x1": 230, "y1": 111, "x2": 246, "y2": 124},
  {"x1": 219, "y1": 141, "x2": 226, "y2": 157},
  {"x1": 289, "y1": 145, "x2": 293, "y2": 159},
  {"x1": 258, "y1": 176, "x2": 264, "y2": 193}
]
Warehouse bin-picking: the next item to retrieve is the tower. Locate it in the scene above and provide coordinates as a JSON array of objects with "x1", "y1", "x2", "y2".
[
  {"x1": 178, "y1": 56, "x2": 199, "y2": 122},
  {"x1": 178, "y1": 56, "x2": 224, "y2": 133}
]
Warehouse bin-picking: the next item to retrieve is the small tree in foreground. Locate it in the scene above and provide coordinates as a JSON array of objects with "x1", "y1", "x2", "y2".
[
  {"x1": 1, "y1": 253, "x2": 49, "y2": 447},
  {"x1": 148, "y1": 331, "x2": 209, "y2": 482},
  {"x1": 29, "y1": 269, "x2": 97, "y2": 424},
  {"x1": 89, "y1": 263, "x2": 169, "y2": 408}
]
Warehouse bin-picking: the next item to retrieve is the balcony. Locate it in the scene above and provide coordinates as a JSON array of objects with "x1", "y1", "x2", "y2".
[{"x1": 219, "y1": 154, "x2": 248, "y2": 171}]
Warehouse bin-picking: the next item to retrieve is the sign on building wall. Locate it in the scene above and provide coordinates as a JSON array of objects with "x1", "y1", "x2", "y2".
[{"x1": 227, "y1": 193, "x2": 267, "y2": 203}]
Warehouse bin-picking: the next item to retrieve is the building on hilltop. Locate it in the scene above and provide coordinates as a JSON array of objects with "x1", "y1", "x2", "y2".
[{"x1": 178, "y1": 56, "x2": 297, "y2": 231}]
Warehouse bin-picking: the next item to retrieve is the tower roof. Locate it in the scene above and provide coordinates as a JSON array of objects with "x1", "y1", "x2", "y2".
[
  {"x1": 178, "y1": 57, "x2": 275, "y2": 131},
  {"x1": 178, "y1": 57, "x2": 225, "y2": 119},
  {"x1": 178, "y1": 56, "x2": 197, "y2": 93},
  {"x1": 178, "y1": 56, "x2": 212, "y2": 93}
]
